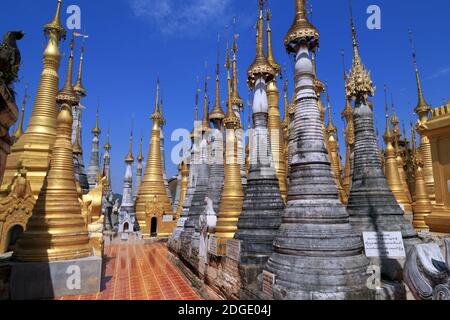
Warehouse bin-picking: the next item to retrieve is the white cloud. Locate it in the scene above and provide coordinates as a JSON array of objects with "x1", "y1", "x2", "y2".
[
  {"x1": 130, "y1": 0, "x2": 233, "y2": 36},
  {"x1": 427, "y1": 66, "x2": 450, "y2": 80}
]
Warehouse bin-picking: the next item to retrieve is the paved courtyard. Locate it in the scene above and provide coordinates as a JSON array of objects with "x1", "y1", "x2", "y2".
[{"x1": 59, "y1": 242, "x2": 201, "y2": 300}]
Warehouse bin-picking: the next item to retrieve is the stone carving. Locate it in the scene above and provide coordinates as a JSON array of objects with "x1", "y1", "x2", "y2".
[
  {"x1": 404, "y1": 238, "x2": 450, "y2": 300},
  {"x1": 0, "y1": 31, "x2": 24, "y2": 97}
]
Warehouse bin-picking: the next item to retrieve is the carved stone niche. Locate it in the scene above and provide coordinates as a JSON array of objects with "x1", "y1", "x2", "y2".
[
  {"x1": 404, "y1": 238, "x2": 450, "y2": 300},
  {"x1": 0, "y1": 167, "x2": 35, "y2": 254}
]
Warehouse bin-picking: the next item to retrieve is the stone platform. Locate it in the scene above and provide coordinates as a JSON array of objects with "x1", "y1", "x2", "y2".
[{"x1": 9, "y1": 255, "x2": 102, "y2": 300}]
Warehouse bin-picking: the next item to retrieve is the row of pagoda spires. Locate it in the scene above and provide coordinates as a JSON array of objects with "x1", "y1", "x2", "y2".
[{"x1": 0, "y1": 0, "x2": 437, "y2": 264}]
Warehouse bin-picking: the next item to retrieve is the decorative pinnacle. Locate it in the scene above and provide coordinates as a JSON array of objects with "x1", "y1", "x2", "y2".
[
  {"x1": 202, "y1": 64, "x2": 211, "y2": 131},
  {"x1": 248, "y1": 1, "x2": 276, "y2": 88},
  {"x1": 408, "y1": 29, "x2": 431, "y2": 117},
  {"x1": 92, "y1": 106, "x2": 101, "y2": 135},
  {"x1": 104, "y1": 128, "x2": 111, "y2": 151},
  {"x1": 345, "y1": 3, "x2": 375, "y2": 101},
  {"x1": 266, "y1": 8, "x2": 281, "y2": 74},
  {"x1": 125, "y1": 125, "x2": 134, "y2": 163},
  {"x1": 137, "y1": 134, "x2": 144, "y2": 162},
  {"x1": 44, "y1": 0, "x2": 66, "y2": 40},
  {"x1": 73, "y1": 35, "x2": 87, "y2": 97},
  {"x1": 191, "y1": 79, "x2": 201, "y2": 139},
  {"x1": 57, "y1": 35, "x2": 80, "y2": 106},
  {"x1": 326, "y1": 88, "x2": 336, "y2": 134},
  {"x1": 390, "y1": 94, "x2": 399, "y2": 128},
  {"x1": 151, "y1": 76, "x2": 164, "y2": 124},
  {"x1": 284, "y1": 0, "x2": 319, "y2": 52},
  {"x1": 384, "y1": 85, "x2": 393, "y2": 143},
  {"x1": 231, "y1": 18, "x2": 244, "y2": 108},
  {"x1": 223, "y1": 61, "x2": 240, "y2": 129},
  {"x1": 210, "y1": 34, "x2": 225, "y2": 122}
]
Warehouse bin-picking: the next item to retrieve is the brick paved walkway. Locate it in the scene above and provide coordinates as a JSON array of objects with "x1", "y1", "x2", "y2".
[{"x1": 59, "y1": 242, "x2": 201, "y2": 300}]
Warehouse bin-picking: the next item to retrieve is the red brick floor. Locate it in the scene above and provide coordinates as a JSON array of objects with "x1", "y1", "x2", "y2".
[{"x1": 59, "y1": 242, "x2": 201, "y2": 300}]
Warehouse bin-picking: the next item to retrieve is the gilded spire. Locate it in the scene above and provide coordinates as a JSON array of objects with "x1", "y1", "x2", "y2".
[
  {"x1": 44, "y1": 0, "x2": 66, "y2": 40},
  {"x1": 345, "y1": 4, "x2": 375, "y2": 101},
  {"x1": 125, "y1": 128, "x2": 134, "y2": 163},
  {"x1": 104, "y1": 128, "x2": 111, "y2": 152},
  {"x1": 247, "y1": 2, "x2": 276, "y2": 88},
  {"x1": 190, "y1": 80, "x2": 201, "y2": 139},
  {"x1": 326, "y1": 91, "x2": 336, "y2": 134},
  {"x1": 223, "y1": 61, "x2": 240, "y2": 129},
  {"x1": 92, "y1": 106, "x2": 101, "y2": 135},
  {"x1": 284, "y1": 0, "x2": 319, "y2": 52},
  {"x1": 210, "y1": 35, "x2": 226, "y2": 123},
  {"x1": 137, "y1": 134, "x2": 144, "y2": 162},
  {"x1": 73, "y1": 42, "x2": 87, "y2": 97},
  {"x1": 201, "y1": 66, "x2": 211, "y2": 131},
  {"x1": 57, "y1": 35, "x2": 80, "y2": 106},
  {"x1": 12, "y1": 86, "x2": 29, "y2": 142},
  {"x1": 266, "y1": 8, "x2": 281, "y2": 74},
  {"x1": 152, "y1": 77, "x2": 164, "y2": 126},
  {"x1": 408, "y1": 29, "x2": 431, "y2": 120},
  {"x1": 231, "y1": 18, "x2": 243, "y2": 109}
]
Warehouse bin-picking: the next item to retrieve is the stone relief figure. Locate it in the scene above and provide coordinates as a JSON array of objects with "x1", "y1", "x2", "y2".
[
  {"x1": 404, "y1": 238, "x2": 450, "y2": 300},
  {"x1": 0, "y1": 31, "x2": 24, "y2": 98},
  {"x1": 198, "y1": 197, "x2": 217, "y2": 261}
]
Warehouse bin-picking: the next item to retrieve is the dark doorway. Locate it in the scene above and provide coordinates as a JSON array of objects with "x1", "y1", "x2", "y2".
[
  {"x1": 150, "y1": 217, "x2": 157, "y2": 237},
  {"x1": 123, "y1": 222, "x2": 129, "y2": 232},
  {"x1": 6, "y1": 225, "x2": 23, "y2": 252}
]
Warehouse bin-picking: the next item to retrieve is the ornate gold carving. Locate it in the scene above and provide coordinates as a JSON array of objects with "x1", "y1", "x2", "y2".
[{"x1": 0, "y1": 165, "x2": 35, "y2": 253}]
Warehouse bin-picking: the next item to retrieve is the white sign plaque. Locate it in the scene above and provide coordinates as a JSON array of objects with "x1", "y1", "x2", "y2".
[
  {"x1": 363, "y1": 232, "x2": 406, "y2": 258},
  {"x1": 162, "y1": 215, "x2": 174, "y2": 222}
]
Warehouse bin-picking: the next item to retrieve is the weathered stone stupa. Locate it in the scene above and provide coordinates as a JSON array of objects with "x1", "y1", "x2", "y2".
[
  {"x1": 234, "y1": 2, "x2": 284, "y2": 293},
  {"x1": 179, "y1": 75, "x2": 211, "y2": 270},
  {"x1": 262, "y1": 0, "x2": 371, "y2": 300},
  {"x1": 344, "y1": 8, "x2": 417, "y2": 298}
]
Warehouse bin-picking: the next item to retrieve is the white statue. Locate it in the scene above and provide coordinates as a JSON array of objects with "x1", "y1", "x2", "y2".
[{"x1": 198, "y1": 197, "x2": 217, "y2": 261}]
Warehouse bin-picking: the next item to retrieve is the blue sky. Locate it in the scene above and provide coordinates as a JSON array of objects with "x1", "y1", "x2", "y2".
[{"x1": 2, "y1": 0, "x2": 450, "y2": 194}]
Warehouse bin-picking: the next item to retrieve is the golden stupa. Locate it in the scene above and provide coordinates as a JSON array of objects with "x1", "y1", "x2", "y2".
[
  {"x1": 1, "y1": 0, "x2": 66, "y2": 199},
  {"x1": 410, "y1": 124, "x2": 432, "y2": 231},
  {"x1": 326, "y1": 95, "x2": 347, "y2": 204},
  {"x1": 409, "y1": 30, "x2": 435, "y2": 203},
  {"x1": 13, "y1": 103, "x2": 91, "y2": 262},
  {"x1": 214, "y1": 61, "x2": 244, "y2": 250},
  {"x1": 134, "y1": 79, "x2": 174, "y2": 237},
  {"x1": 383, "y1": 98, "x2": 413, "y2": 216},
  {"x1": 391, "y1": 102, "x2": 413, "y2": 203},
  {"x1": 174, "y1": 161, "x2": 189, "y2": 219}
]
